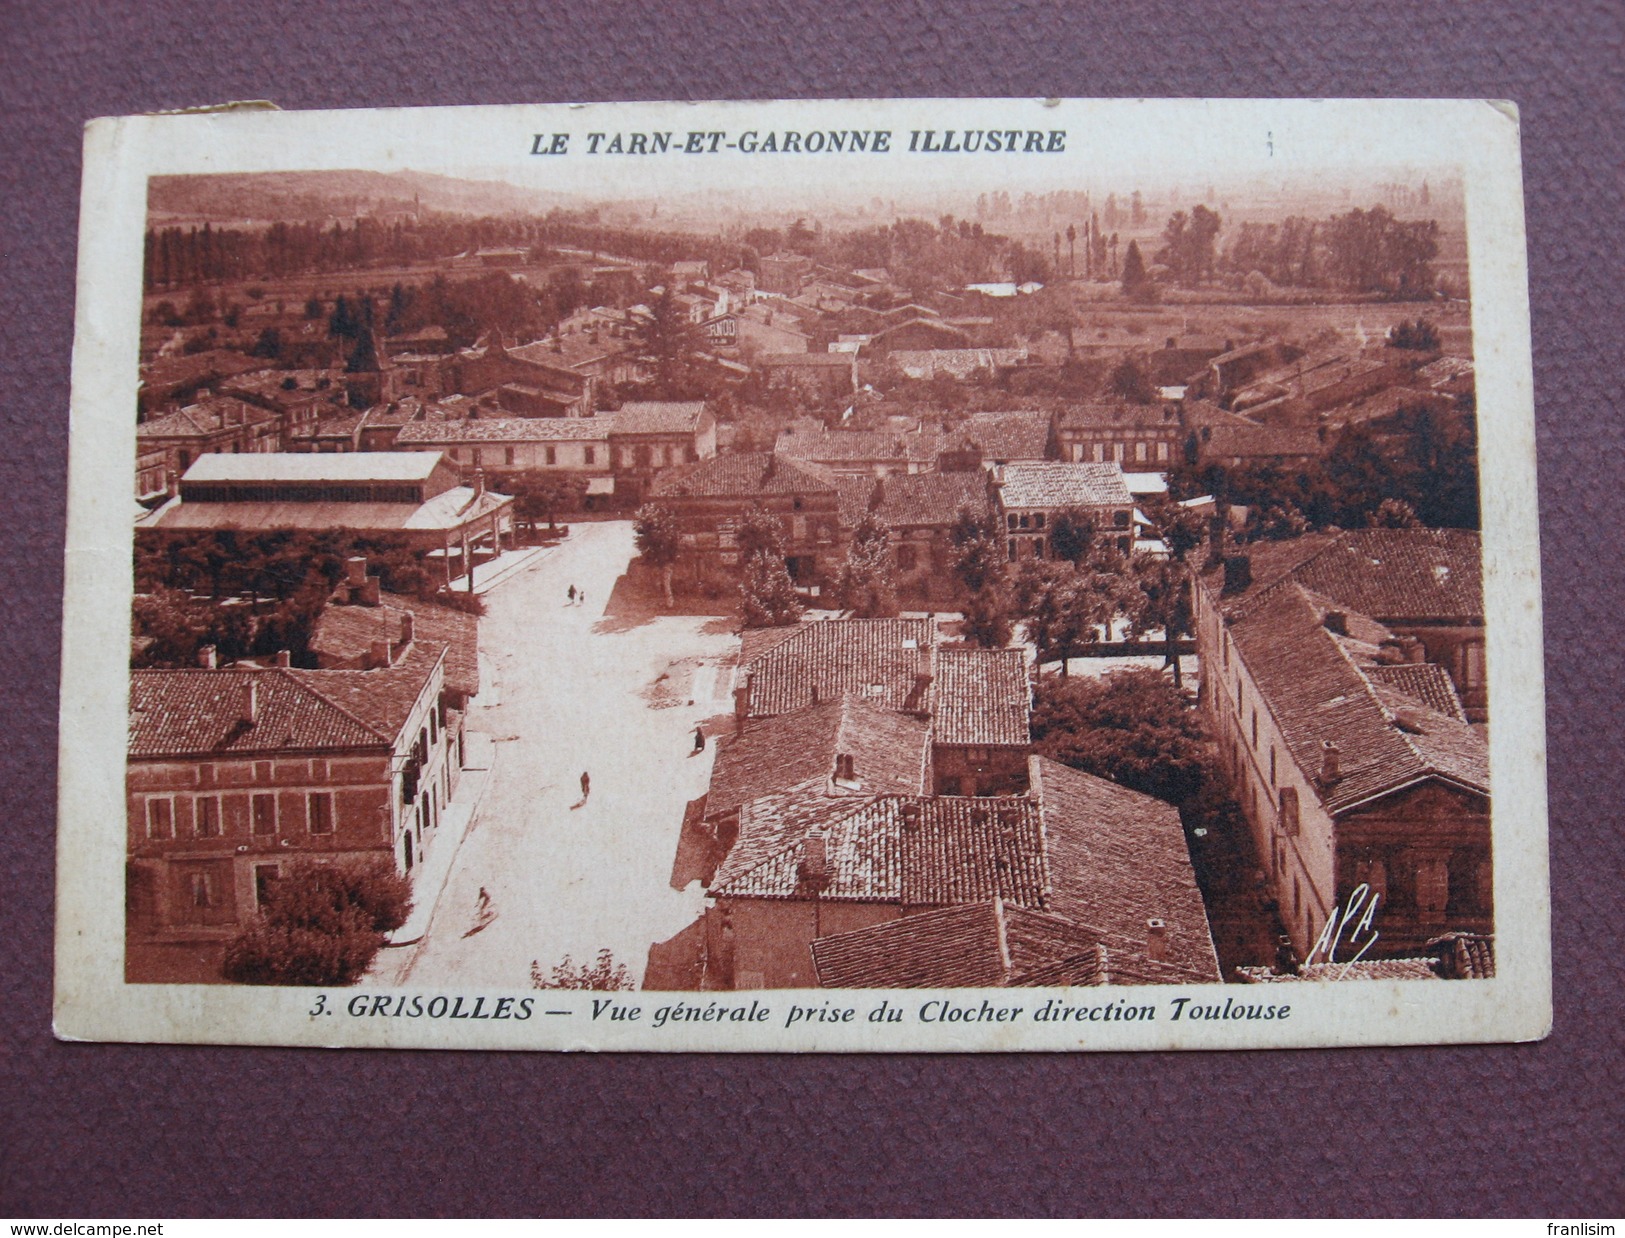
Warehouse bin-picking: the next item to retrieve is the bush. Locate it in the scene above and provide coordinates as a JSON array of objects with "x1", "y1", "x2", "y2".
[
  {"x1": 222, "y1": 858, "x2": 412, "y2": 986},
  {"x1": 531, "y1": 949, "x2": 634, "y2": 990}
]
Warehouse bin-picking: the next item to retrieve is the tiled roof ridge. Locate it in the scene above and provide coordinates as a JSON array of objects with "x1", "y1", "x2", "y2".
[
  {"x1": 1332, "y1": 624, "x2": 1481, "y2": 791},
  {"x1": 277, "y1": 666, "x2": 398, "y2": 745},
  {"x1": 1225, "y1": 536, "x2": 1347, "y2": 621},
  {"x1": 711, "y1": 793, "x2": 881, "y2": 896}
]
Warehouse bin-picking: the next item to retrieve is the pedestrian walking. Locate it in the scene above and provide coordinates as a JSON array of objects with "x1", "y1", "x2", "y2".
[
  {"x1": 578, "y1": 587, "x2": 587, "y2": 608},
  {"x1": 580, "y1": 770, "x2": 591, "y2": 802},
  {"x1": 567, "y1": 584, "x2": 576, "y2": 605},
  {"x1": 691, "y1": 725, "x2": 706, "y2": 756}
]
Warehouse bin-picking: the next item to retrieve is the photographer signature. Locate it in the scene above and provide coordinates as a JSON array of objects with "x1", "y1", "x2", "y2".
[{"x1": 1305, "y1": 882, "x2": 1381, "y2": 977}]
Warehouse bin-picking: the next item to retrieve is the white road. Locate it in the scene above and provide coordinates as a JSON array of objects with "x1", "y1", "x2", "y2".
[{"x1": 377, "y1": 521, "x2": 738, "y2": 989}]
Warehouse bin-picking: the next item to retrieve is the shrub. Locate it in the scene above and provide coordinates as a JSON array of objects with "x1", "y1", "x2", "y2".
[{"x1": 222, "y1": 858, "x2": 411, "y2": 986}]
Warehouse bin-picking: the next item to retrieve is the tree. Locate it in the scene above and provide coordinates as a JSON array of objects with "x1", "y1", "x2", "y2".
[
  {"x1": 1129, "y1": 553, "x2": 1194, "y2": 689},
  {"x1": 1047, "y1": 507, "x2": 1098, "y2": 564},
  {"x1": 1120, "y1": 240, "x2": 1152, "y2": 302},
  {"x1": 961, "y1": 585, "x2": 1015, "y2": 648},
  {"x1": 1386, "y1": 318, "x2": 1441, "y2": 352},
  {"x1": 637, "y1": 281, "x2": 704, "y2": 397},
  {"x1": 633, "y1": 502, "x2": 682, "y2": 606},
  {"x1": 1368, "y1": 497, "x2": 1421, "y2": 528},
  {"x1": 948, "y1": 506, "x2": 1006, "y2": 595},
  {"x1": 510, "y1": 471, "x2": 589, "y2": 532},
  {"x1": 530, "y1": 949, "x2": 634, "y2": 990},
  {"x1": 1013, "y1": 553, "x2": 1147, "y2": 676},
  {"x1": 1107, "y1": 357, "x2": 1154, "y2": 404},
  {"x1": 1031, "y1": 668, "x2": 1213, "y2": 805},
  {"x1": 221, "y1": 858, "x2": 412, "y2": 986},
  {"x1": 830, "y1": 513, "x2": 899, "y2": 618},
  {"x1": 736, "y1": 508, "x2": 802, "y2": 628}
]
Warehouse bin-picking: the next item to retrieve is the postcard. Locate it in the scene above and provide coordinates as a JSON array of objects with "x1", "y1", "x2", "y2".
[{"x1": 54, "y1": 97, "x2": 1549, "y2": 1050}]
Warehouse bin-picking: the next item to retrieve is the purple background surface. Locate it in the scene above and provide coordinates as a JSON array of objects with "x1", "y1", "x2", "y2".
[{"x1": 2, "y1": 0, "x2": 1620, "y2": 1218}]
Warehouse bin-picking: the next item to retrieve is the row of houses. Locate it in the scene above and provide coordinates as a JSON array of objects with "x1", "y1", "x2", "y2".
[
  {"x1": 666, "y1": 617, "x2": 1223, "y2": 990},
  {"x1": 1193, "y1": 528, "x2": 1492, "y2": 968},
  {"x1": 126, "y1": 564, "x2": 483, "y2": 960}
]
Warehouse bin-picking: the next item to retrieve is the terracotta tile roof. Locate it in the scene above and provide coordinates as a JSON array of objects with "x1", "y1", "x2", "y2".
[
  {"x1": 888, "y1": 349, "x2": 1026, "y2": 380},
  {"x1": 610, "y1": 401, "x2": 708, "y2": 435},
  {"x1": 995, "y1": 461, "x2": 1133, "y2": 509},
  {"x1": 950, "y1": 410, "x2": 1053, "y2": 461},
  {"x1": 309, "y1": 595, "x2": 479, "y2": 701},
  {"x1": 713, "y1": 794, "x2": 1048, "y2": 906},
  {"x1": 1211, "y1": 529, "x2": 1483, "y2": 623},
  {"x1": 1031, "y1": 757, "x2": 1222, "y2": 982},
  {"x1": 1230, "y1": 584, "x2": 1488, "y2": 814},
  {"x1": 397, "y1": 416, "x2": 612, "y2": 444},
  {"x1": 1416, "y1": 356, "x2": 1474, "y2": 392},
  {"x1": 873, "y1": 472, "x2": 990, "y2": 527},
  {"x1": 137, "y1": 398, "x2": 278, "y2": 439},
  {"x1": 1199, "y1": 423, "x2": 1325, "y2": 459},
  {"x1": 742, "y1": 618, "x2": 936, "y2": 718},
  {"x1": 284, "y1": 641, "x2": 443, "y2": 740},
  {"x1": 1058, "y1": 400, "x2": 1182, "y2": 432},
  {"x1": 934, "y1": 648, "x2": 1030, "y2": 747},
  {"x1": 776, "y1": 429, "x2": 944, "y2": 466},
  {"x1": 128, "y1": 646, "x2": 441, "y2": 759},
  {"x1": 707, "y1": 697, "x2": 930, "y2": 821},
  {"x1": 810, "y1": 900, "x2": 1105, "y2": 988},
  {"x1": 649, "y1": 452, "x2": 840, "y2": 501},
  {"x1": 1364, "y1": 663, "x2": 1466, "y2": 721},
  {"x1": 1237, "y1": 959, "x2": 1441, "y2": 982},
  {"x1": 833, "y1": 475, "x2": 879, "y2": 527}
]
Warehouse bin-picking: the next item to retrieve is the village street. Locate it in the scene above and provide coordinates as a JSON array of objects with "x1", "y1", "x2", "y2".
[{"x1": 369, "y1": 521, "x2": 739, "y2": 990}]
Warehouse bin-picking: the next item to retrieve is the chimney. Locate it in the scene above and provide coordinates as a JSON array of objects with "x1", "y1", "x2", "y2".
[
  {"x1": 345, "y1": 557, "x2": 368, "y2": 586},
  {"x1": 1319, "y1": 740, "x2": 1342, "y2": 786},
  {"x1": 197, "y1": 644, "x2": 217, "y2": 670},
  {"x1": 834, "y1": 752, "x2": 856, "y2": 783},
  {"x1": 274, "y1": 650, "x2": 291, "y2": 668},
  {"x1": 240, "y1": 679, "x2": 258, "y2": 727},
  {"x1": 1222, "y1": 554, "x2": 1252, "y2": 595},
  {"x1": 367, "y1": 638, "x2": 393, "y2": 670},
  {"x1": 399, "y1": 612, "x2": 415, "y2": 646},
  {"x1": 798, "y1": 833, "x2": 830, "y2": 891},
  {"x1": 732, "y1": 671, "x2": 752, "y2": 731},
  {"x1": 1146, "y1": 919, "x2": 1168, "y2": 963},
  {"x1": 1323, "y1": 610, "x2": 1348, "y2": 636},
  {"x1": 900, "y1": 801, "x2": 922, "y2": 832},
  {"x1": 358, "y1": 577, "x2": 381, "y2": 607},
  {"x1": 165, "y1": 469, "x2": 180, "y2": 499},
  {"x1": 1404, "y1": 636, "x2": 1426, "y2": 665},
  {"x1": 474, "y1": 468, "x2": 486, "y2": 498}
]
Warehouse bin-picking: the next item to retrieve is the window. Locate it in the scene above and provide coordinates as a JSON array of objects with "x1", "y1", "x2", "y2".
[
  {"x1": 1251, "y1": 709, "x2": 1258, "y2": 748},
  {"x1": 1112, "y1": 442, "x2": 1125, "y2": 462},
  {"x1": 1092, "y1": 442, "x2": 1105, "y2": 463},
  {"x1": 1007, "y1": 514, "x2": 1019, "y2": 531},
  {"x1": 1019, "y1": 513, "x2": 1030, "y2": 529},
  {"x1": 1035, "y1": 537, "x2": 1046, "y2": 558},
  {"x1": 1135, "y1": 441, "x2": 1148, "y2": 462},
  {"x1": 146, "y1": 798, "x2": 174, "y2": 840},
  {"x1": 584, "y1": 446, "x2": 595, "y2": 465},
  {"x1": 1156, "y1": 441, "x2": 1170, "y2": 462},
  {"x1": 1033, "y1": 512, "x2": 1045, "y2": 529},
  {"x1": 1279, "y1": 787, "x2": 1299, "y2": 836},
  {"x1": 255, "y1": 863, "x2": 281, "y2": 907},
  {"x1": 251, "y1": 793, "x2": 277, "y2": 837},
  {"x1": 545, "y1": 445, "x2": 557, "y2": 465},
  {"x1": 1464, "y1": 641, "x2": 1486, "y2": 688},
  {"x1": 1113, "y1": 510, "x2": 1130, "y2": 528},
  {"x1": 308, "y1": 792, "x2": 335, "y2": 835},
  {"x1": 505, "y1": 447, "x2": 516, "y2": 466},
  {"x1": 1007, "y1": 539, "x2": 1018, "y2": 561},
  {"x1": 1269, "y1": 746, "x2": 1277, "y2": 786},
  {"x1": 194, "y1": 796, "x2": 221, "y2": 838}
]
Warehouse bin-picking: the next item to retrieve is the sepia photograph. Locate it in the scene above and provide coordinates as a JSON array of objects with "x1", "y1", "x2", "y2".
[{"x1": 55, "y1": 98, "x2": 1548, "y2": 1050}]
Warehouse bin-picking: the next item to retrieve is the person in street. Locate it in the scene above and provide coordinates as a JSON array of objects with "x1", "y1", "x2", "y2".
[
  {"x1": 580, "y1": 770, "x2": 591, "y2": 802},
  {"x1": 476, "y1": 887, "x2": 491, "y2": 915},
  {"x1": 578, "y1": 588, "x2": 587, "y2": 609},
  {"x1": 567, "y1": 584, "x2": 576, "y2": 605},
  {"x1": 691, "y1": 725, "x2": 706, "y2": 756}
]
